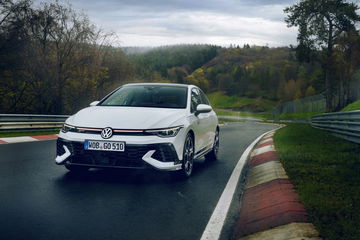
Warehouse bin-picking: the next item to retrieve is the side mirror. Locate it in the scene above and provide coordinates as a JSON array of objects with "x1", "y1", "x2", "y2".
[
  {"x1": 90, "y1": 101, "x2": 100, "y2": 107},
  {"x1": 196, "y1": 104, "x2": 212, "y2": 115}
]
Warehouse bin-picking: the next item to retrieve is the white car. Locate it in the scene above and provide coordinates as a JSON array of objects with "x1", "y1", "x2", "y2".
[{"x1": 55, "y1": 83, "x2": 219, "y2": 178}]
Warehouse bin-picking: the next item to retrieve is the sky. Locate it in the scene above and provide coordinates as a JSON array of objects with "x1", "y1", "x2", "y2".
[{"x1": 36, "y1": 0, "x2": 300, "y2": 47}]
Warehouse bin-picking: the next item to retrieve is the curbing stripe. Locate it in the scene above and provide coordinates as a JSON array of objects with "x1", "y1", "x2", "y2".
[
  {"x1": 251, "y1": 145, "x2": 275, "y2": 157},
  {"x1": 234, "y1": 132, "x2": 322, "y2": 240},
  {"x1": 32, "y1": 134, "x2": 58, "y2": 140},
  {"x1": 0, "y1": 134, "x2": 58, "y2": 144},
  {"x1": 263, "y1": 133, "x2": 274, "y2": 138},
  {"x1": 261, "y1": 135, "x2": 274, "y2": 141},
  {"x1": 245, "y1": 161, "x2": 288, "y2": 189},
  {"x1": 256, "y1": 141, "x2": 274, "y2": 149},
  {"x1": 249, "y1": 151, "x2": 279, "y2": 167},
  {"x1": 200, "y1": 129, "x2": 277, "y2": 240},
  {"x1": 258, "y1": 138, "x2": 273, "y2": 145},
  {"x1": 238, "y1": 222, "x2": 321, "y2": 240}
]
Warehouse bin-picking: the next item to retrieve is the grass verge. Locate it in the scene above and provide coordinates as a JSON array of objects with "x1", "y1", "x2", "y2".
[
  {"x1": 207, "y1": 92, "x2": 276, "y2": 112},
  {"x1": 274, "y1": 124, "x2": 360, "y2": 240},
  {"x1": 215, "y1": 109, "x2": 271, "y2": 119},
  {"x1": 0, "y1": 130, "x2": 59, "y2": 138},
  {"x1": 341, "y1": 99, "x2": 360, "y2": 112}
]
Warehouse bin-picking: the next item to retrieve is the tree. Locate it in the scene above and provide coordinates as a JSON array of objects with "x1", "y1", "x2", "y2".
[
  {"x1": 284, "y1": 0, "x2": 360, "y2": 111},
  {"x1": 0, "y1": 0, "x2": 132, "y2": 114},
  {"x1": 331, "y1": 30, "x2": 360, "y2": 108},
  {"x1": 186, "y1": 68, "x2": 209, "y2": 91},
  {"x1": 0, "y1": 0, "x2": 33, "y2": 112}
]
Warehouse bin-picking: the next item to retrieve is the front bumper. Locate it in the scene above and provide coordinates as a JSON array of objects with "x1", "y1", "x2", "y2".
[{"x1": 56, "y1": 138, "x2": 182, "y2": 171}]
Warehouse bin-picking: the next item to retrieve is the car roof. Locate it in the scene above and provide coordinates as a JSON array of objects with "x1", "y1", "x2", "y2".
[{"x1": 123, "y1": 83, "x2": 196, "y2": 88}]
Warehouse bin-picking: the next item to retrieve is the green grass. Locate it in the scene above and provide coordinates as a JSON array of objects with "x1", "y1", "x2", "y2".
[
  {"x1": 207, "y1": 92, "x2": 276, "y2": 112},
  {"x1": 274, "y1": 124, "x2": 360, "y2": 240},
  {"x1": 215, "y1": 109, "x2": 271, "y2": 119},
  {"x1": 341, "y1": 99, "x2": 360, "y2": 112},
  {"x1": 215, "y1": 110, "x2": 242, "y2": 117},
  {"x1": 0, "y1": 130, "x2": 60, "y2": 138},
  {"x1": 215, "y1": 110, "x2": 322, "y2": 121},
  {"x1": 208, "y1": 92, "x2": 323, "y2": 120}
]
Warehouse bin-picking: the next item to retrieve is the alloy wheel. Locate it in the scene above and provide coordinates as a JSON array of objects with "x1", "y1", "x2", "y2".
[{"x1": 183, "y1": 134, "x2": 194, "y2": 177}]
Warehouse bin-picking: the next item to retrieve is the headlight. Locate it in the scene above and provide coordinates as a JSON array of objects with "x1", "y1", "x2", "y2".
[
  {"x1": 61, "y1": 123, "x2": 76, "y2": 133},
  {"x1": 145, "y1": 126, "x2": 183, "y2": 138}
]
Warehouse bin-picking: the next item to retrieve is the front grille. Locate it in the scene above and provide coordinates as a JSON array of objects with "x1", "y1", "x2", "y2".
[
  {"x1": 67, "y1": 127, "x2": 150, "y2": 136},
  {"x1": 57, "y1": 138, "x2": 179, "y2": 169}
]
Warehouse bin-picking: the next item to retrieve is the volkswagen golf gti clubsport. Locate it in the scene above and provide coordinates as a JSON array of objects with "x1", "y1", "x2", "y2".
[{"x1": 55, "y1": 83, "x2": 219, "y2": 178}]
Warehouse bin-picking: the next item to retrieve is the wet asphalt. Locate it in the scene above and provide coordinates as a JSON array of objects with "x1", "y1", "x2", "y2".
[{"x1": 0, "y1": 122, "x2": 276, "y2": 240}]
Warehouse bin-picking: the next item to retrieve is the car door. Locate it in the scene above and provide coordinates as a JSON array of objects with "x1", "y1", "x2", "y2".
[
  {"x1": 198, "y1": 88, "x2": 217, "y2": 149},
  {"x1": 190, "y1": 88, "x2": 207, "y2": 153}
]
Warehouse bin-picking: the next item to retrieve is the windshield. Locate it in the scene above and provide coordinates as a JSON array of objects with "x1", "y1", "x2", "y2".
[{"x1": 100, "y1": 85, "x2": 188, "y2": 109}]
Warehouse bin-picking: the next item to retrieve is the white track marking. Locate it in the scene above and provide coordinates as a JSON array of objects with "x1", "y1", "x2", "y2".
[{"x1": 0, "y1": 136, "x2": 38, "y2": 143}]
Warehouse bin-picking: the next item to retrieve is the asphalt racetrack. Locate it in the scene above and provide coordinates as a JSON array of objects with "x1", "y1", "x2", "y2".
[{"x1": 0, "y1": 122, "x2": 276, "y2": 240}]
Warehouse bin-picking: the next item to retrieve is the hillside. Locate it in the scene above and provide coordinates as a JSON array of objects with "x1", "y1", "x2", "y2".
[
  {"x1": 128, "y1": 45, "x2": 325, "y2": 111},
  {"x1": 127, "y1": 44, "x2": 221, "y2": 82}
]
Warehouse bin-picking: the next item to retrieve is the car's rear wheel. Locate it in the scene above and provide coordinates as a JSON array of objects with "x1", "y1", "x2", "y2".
[
  {"x1": 178, "y1": 133, "x2": 194, "y2": 178},
  {"x1": 65, "y1": 164, "x2": 89, "y2": 172},
  {"x1": 205, "y1": 128, "x2": 219, "y2": 161}
]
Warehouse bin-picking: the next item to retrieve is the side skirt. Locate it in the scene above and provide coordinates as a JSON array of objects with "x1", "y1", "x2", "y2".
[{"x1": 194, "y1": 145, "x2": 212, "y2": 159}]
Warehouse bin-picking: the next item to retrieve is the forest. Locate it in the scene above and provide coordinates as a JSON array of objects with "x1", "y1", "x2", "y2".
[
  {"x1": 0, "y1": 0, "x2": 134, "y2": 114},
  {"x1": 1, "y1": 0, "x2": 360, "y2": 114}
]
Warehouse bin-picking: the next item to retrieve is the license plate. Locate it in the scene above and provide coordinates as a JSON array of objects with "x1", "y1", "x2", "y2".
[{"x1": 84, "y1": 140, "x2": 125, "y2": 152}]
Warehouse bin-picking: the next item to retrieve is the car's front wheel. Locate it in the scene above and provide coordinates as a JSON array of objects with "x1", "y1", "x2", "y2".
[{"x1": 178, "y1": 133, "x2": 195, "y2": 178}]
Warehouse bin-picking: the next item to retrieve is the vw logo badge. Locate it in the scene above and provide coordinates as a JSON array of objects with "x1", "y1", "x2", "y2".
[{"x1": 101, "y1": 127, "x2": 113, "y2": 139}]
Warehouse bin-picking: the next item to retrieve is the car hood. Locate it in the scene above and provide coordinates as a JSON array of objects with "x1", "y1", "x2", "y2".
[{"x1": 67, "y1": 106, "x2": 187, "y2": 129}]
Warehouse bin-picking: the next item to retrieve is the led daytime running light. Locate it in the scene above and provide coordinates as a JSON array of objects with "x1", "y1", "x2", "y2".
[
  {"x1": 61, "y1": 123, "x2": 76, "y2": 133},
  {"x1": 145, "y1": 126, "x2": 183, "y2": 137}
]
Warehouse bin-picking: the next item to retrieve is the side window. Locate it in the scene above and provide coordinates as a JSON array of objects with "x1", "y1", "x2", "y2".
[
  {"x1": 191, "y1": 88, "x2": 202, "y2": 113},
  {"x1": 199, "y1": 89, "x2": 210, "y2": 105}
]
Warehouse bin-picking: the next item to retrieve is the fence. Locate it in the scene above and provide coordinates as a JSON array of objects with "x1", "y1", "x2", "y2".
[
  {"x1": 311, "y1": 110, "x2": 360, "y2": 144},
  {"x1": 0, "y1": 114, "x2": 69, "y2": 132},
  {"x1": 273, "y1": 94, "x2": 326, "y2": 115}
]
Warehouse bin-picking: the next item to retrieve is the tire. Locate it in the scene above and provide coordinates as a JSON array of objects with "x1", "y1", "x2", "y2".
[
  {"x1": 177, "y1": 133, "x2": 195, "y2": 178},
  {"x1": 205, "y1": 128, "x2": 219, "y2": 161},
  {"x1": 65, "y1": 164, "x2": 89, "y2": 172}
]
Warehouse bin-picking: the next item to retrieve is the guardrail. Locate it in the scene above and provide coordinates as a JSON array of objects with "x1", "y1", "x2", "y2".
[
  {"x1": 0, "y1": 114, "x2": 69, "y2": 132},
  {"x1": 311, "y1": 110, "x2": 360, "y2": 144}
]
